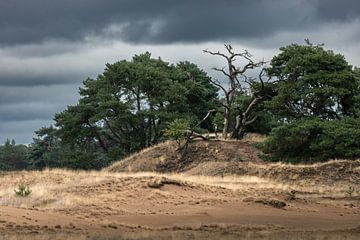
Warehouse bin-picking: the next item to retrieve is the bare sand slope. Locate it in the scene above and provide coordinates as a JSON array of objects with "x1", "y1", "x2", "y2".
[
  {"x1": 105, "y1": 139, "x2": 264, "y2": 174},
  {"x1": 0, "y1": 170, "x2": 359, "y2": 239}
]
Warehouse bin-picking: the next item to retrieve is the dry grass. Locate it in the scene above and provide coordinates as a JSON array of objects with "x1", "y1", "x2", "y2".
[
  {"x1": 156, "y1": 173, "x2": 353, "y2": 198},
  {"x1": 104, "y1": 140, "x2": 176, "y2": 172},
  {"x1": 0, "y1": 167, "x2": 356, "y2": 211},
  {"x1": 262, "y1": 158, "x2": 358, "y2": 168},
  {"x1": 0, "y1": 169, "x2": 111, "y2": 209},
  {"x1": 207, "y1": 133, "x2": 268, "y2": 143},
  {"x1": 0, "y1": 167, "x2": 359, "y2": 240},
  {"x1": 106, "y1": 139, "x2": 264, "y2": 174},
  {"x1": 242, "y1": 133, "x2": 268, "y2": 143}
]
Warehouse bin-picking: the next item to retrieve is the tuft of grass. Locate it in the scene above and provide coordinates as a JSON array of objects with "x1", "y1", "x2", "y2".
[
  {"x1": 14, "y1": 182, "x2": 32, "y2": 197},
  {"x1": 345, "y1": 186, "x2": 355, "y2": 197}
]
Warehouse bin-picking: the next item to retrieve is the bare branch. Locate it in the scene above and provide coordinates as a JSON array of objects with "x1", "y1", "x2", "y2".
[
  {"x1": 203, "y1": 49, "x2": 229, "y2": 61},
  {"x1": 212, "y1": 67, "x2": 231, "y2": 78},
  {"x1": 258, "y1": 68, "x2": 266, "y2": 92},
  {"x1": 180, "y1": 109, "x2": 217, "y2": 153},
  {"x1": 208, "y1": 78, "x2": 227, "y2": 96},
  {"x1": 243, "y1": 96, "x2": 260, "y2": 118},
  {"x1": 187, "y1": 131, "x2": 210, "y2": 141},
  {"x1": 221, "y1": 102, "x2": 230, "y2": 110},
  {"x1": 224, "y1": 44, "x2": 235, "y2": 56},
  {"x1": 187, "y1": 109, "x2": 216, "y2": 141},
  {"x1": 234, "y1": 60, "x2": 266, "y2": 75},
  {"x1": 234, "y1": 75, "x2": 242, "y2": 90},
  {"x1": 245, "y1": 115, "x2": 258, "y2": 126}
]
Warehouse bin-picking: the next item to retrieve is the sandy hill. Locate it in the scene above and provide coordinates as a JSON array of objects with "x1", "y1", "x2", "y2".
[
  {"x1": 106, "y1": 138, "x2": 360, "y2": 185},
  {"x1": 0, "y1": 135, "x2": 359, "y2": 239},
  {"x1": 105, "y1": 139, "x2": 262, "y2": 173}
]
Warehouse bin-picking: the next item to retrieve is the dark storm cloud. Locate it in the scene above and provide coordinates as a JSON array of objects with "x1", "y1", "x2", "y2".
[
  {"x1": 0, "y1": 74, "x2": 82, "y2": 86},
  {"x1": 0, "y1": 120, "x2": 54, "y2": 143},
  {"x1": 0, "y1": 41, "x2": 84, "y2": 58},
  {"x1": 316, "y1": 0, "x2": 360, "y2": 21},
  {"x1": 0, "y1": 0, "x2": 359, "y2": 46},
  {"x1": 0, "y1": 85, "x2": 79, "y2": 104},
  {"x1": 0, "y1": 84, "x2": 79, "y2": 143},
  {"x1": 0, "y1": 85, "x2": 79, "y2": 120},
  {"x1": 0, "y1": 41, "x2": 106, "y2": 86},
  {"x1": 0, "y1": 102, "x2": 59, "y2": 121}
]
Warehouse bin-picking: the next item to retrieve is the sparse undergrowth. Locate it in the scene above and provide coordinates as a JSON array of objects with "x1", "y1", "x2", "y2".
[
  {"x1": 345, "y1": 186, "x2": 358, "y2": 197},
  {"x1": 14, "y1": 182, "x2": 32, "y2": 197}
]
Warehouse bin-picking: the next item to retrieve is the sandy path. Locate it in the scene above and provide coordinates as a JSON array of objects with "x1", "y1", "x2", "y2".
[
  {"x1": 1, "y1": 203, "x2": 359, "y2": 239},
  {"x1": 0, "y1": 171, "x2": 359, "y2": 239}
]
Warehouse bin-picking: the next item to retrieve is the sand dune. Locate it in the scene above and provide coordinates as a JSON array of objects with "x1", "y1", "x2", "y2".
[{"x1": 0, "y1": 139, "x2": 359, "y2": 239}]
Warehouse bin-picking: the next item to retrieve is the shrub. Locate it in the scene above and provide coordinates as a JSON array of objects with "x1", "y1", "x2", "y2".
[
  {"x1": 345, "y1": 186, "x2": 355, "y2": 197},
  {"x1": 261, "y1": 117, "x2": 360, "y2": 163},
  {"x1": 164, "y1": 119, "x2": 190, "y2": 147},
  {"x1": 14, "y1": 182, "x2": 32, "y2": 197}
]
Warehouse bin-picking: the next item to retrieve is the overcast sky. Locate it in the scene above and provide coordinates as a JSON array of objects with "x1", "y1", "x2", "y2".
[{"x1": 1, "y1": 0, "x2": 359, "y2": 144}]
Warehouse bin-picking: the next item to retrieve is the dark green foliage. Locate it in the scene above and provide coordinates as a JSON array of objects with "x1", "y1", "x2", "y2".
[
  {"x1": 0, "y1": 139, "x2": 29, "y2": 171},
  {"x1": 354, "y1": 67, "x2": 360, "y2": 116},
  {"x1": 261, "y1": 42, "x2": 360, "y2": 163},
  {"x1": 29, "y1": 53, "x2": 218, "y2": 169},
  {"x1": 164, "y1": 119, "x2": 190, "y2": 147},
  {"x1": 28, "y1": 126, "x2": 109, "y2": 170},
  {"x1": 173, "y1": 62, "x2": 219, "y2": 130},
  {"x1": 232, "y1": 93, "x2": 278, "y2": 135},
  {"x1": 261, "y1": 118, "x2": 360, "y2": 163},
  {"x1": 59, "y1": 149, "x2": 109, "y2": 170},
  {"x1": 14, "y1": 182, "x2": 32, "y2": 197},
  {"x1": 266, "y1": 42, "x2": 358, "y2": 120},
  {"x1": 213, "y1": 112, "x2": 224, "y2": 131},
  {"x1": 28, "y1": 126, "x2": 62, "y2": 169},
  {"x1": 245, "y1": 110, "x2": 277, "y2": 135}
]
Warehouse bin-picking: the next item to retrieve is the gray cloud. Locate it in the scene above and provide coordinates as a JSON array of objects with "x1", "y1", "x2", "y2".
[
  {"x1": 0, "y1": 0, "x2": 359, "y2": 46},
  {"x1": 0, "y1": 120, "x2": 54, "y2": 144},
  {"x1": 0, "y1": 41, "x2": 106, "y2": 86},
  {"x1": 0, "y1": 40, "x2": 85, "y2": 58},
  {"x1": 0, "y1": 75, "x2": 83, "y2": 87},
  {"x1": 0, "y1": 84, "x2": 79, "y2": 143},
  {"x1": 316, "y1": 0, "x2": 360, "y2": 21},
  {"x1": 0, "y1": 85, "x2": 79, "y2": 105},
  {"x1": 0, "y1": 102, "x2": 61, "y2": 121}
]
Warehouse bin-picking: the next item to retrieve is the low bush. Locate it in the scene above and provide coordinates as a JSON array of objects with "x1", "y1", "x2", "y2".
[
  {"x1": 164, "y1": 119, "x2": 190, "y2": 147},
  {"x1": 14, "y1": 182, "x2": 32, "y2": 197},
  {"x1": 261, "y1": 117, "x2": 360, "y2": 163}
]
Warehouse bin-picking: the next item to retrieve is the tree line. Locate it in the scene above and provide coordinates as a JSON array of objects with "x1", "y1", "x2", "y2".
[{"x1": 1, "y1": 41, "x2": 360, "y2": 170}]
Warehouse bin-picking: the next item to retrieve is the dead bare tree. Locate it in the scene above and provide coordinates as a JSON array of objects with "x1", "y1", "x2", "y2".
[{"x1": 203, "y1": 44, "x2": 266, "y2": 139}]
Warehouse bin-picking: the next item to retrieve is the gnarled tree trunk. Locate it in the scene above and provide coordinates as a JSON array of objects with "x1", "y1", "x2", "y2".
[{"x1": 204, "y1": 44, "x2": 266, "y2": 139}]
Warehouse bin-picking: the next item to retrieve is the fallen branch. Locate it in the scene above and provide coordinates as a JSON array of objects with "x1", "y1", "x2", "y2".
[{"x1": 179, "y1": 109, "x2": 216, "y2": 156}]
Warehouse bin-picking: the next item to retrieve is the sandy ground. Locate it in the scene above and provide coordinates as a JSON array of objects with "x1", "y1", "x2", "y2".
[{"x1": 0, "y1": 170, "x2": 359, "y2": 239}]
